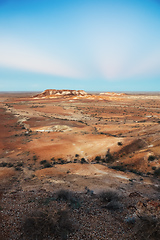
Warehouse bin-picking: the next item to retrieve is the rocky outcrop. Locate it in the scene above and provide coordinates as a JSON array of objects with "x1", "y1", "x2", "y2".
[
  {"x1": 34, "y1": 89, "x2": 87, "y2": 98},
  {"x1": 100, "y1": 92, "x2": 126, "y2": 96}
]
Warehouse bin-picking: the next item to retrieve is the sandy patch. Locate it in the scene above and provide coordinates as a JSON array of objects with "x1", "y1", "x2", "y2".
[
  {"x1": 35, "y1": 167, "x2": 65, "y2": 178},
  {"x1": 0, "y1": 168, "x2": 15, "y2": 180}
]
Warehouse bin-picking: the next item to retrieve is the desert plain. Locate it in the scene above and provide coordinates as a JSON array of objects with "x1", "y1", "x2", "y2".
[{"x1": 0, "y1": 90, "x2": 160, "y2": 240}]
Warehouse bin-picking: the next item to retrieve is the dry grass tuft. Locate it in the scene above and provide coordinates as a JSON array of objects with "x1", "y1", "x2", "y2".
[{"x1": 135, "y1": 215, "x2": 160, "y2": 240}]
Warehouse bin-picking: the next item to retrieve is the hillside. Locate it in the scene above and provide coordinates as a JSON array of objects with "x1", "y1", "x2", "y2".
[{"x1": 0, "y1": 91, "x2": 160, "y2": 239}]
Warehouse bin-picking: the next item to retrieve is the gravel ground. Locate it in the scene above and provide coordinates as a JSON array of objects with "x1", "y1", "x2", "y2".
[{"x1": 1, "y1": 183, "x2": 157, "y2": 240}]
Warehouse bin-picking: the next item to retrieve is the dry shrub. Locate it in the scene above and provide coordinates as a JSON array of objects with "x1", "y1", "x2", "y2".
[
  {"x1": 102, "y1": 200, "x2": 123, "y2": 211},
  {"x1": 135, "y1": 215, "x2": 160, "y2": 240},
  {"x1": 56, "y1": 189, "x2": 73, "y2": 201},
  {"x1": 154, "y1": 168, "x2": 160, "y2": 177},
  {"x1": 98, "y1": 190, "x2": 123, "y2": 211},
  {"x1": 56, "y1": 189, "x2": 81, "y2": 209},
  {"x1": 22, "y1": 209, "x2": 75, "y2": 240},
  {"x1": 98, "y1": 190, "x2": 120, "y2": 203},
  {"x1": 56, "y1": 210, "x2": 75, "y2": 240},
  {"x1": 23, "y1": 211, "x2": 56, "y2": 240}
]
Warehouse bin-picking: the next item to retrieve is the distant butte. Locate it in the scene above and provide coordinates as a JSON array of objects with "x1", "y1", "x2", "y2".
[{"x1": 34, "y1": 89, "x2": 87, "y2": 98}]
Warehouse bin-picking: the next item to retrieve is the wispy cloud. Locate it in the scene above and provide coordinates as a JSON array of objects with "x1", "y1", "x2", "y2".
[
  {"x1": 129, "y1": 47, "x2": 160, "y2": 78},
  {"x1": 0, "y1": 39, "x2": 82, "y2": 79}
]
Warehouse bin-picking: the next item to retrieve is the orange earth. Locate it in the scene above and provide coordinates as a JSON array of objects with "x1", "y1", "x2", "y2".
[{"x1": 0, "y1": 90, "x2": 160, "y2": 240}]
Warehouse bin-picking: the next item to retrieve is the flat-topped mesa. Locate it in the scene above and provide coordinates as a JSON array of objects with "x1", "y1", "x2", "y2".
[
  {"x1": 34, "y1": 89, "x2": 87, "y2": 98},
  {"x1": 100, "y1": 92, "x2": 126, "y2": 96}
]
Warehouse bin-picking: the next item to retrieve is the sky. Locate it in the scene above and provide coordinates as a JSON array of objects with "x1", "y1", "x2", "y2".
[{"x1": 0, "y1": 0, "x2": 160, "y2": 92}]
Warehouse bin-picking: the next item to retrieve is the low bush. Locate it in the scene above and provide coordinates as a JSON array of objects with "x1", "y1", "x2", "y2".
[
  {"x1": 56, "y1": 189, "x2": 73, "y2": 202},
  {"x1": 80, "y1": 158, "x2": 87, "y2": 164},
  {"x1": 15, "y1": 167, "x2": 22, "y2": 171},
  {"x1": 22, "y1": 209, "x2": 75, "y2": 240},
  {"x1": 43, "y1": 162, "x2": 52, "y2": 168},
  {"x1": 148, "y1": 155, "x2": 155, "y2": 161},
  {"x1": 135, "y1": 215, "x2": 160, "y2": 240},
  {"x1": 58, "y1": 158, "x2": 65, "y2": 164},
  {"x1": 129, "y1": 169, "x2": 143, "y2": 175},
  {"x1": 102, "y1": 200, "x2": 123, "y2": 211},
  {"x1": 0, "y1": 162, "x2": 14, "y2": 168},
  {"x1": 56, "y1": 190, "x2": 81, "y2": 209},
  {"x1": 105, "y1": 149, "x2": 114, "y2": 163},
  {"x1": 22, "y1": 211, "x2": 55, "y2": 240},
  {"x1": 17, "y1": 162, "x2": 23, "y2": 167},
  {"x1": 98, "y1": 190, "x2": 123, "y2": 212},
  {"x1": 154, "y1": 168, "x2": 160, "y2": 177},
  {"x1": 95, "y1": 156, "x2": 101, "y2": 163},
  {"x1": 33, "y1": 155, "x2": 37, "y2": 161},
  {"x1": 111, "y1": 165, "x2": 126, "y2": 172},
  {"x1": 7, "y1": 162, "x2": 13, "y2": 167},
  {"x1": 40, "y1": 160, "x2": 52, "y2": 168},
  {"x1": 56, "y1": 209, "x2": 75, "y2": 239},
  {"x1": 0, "y1": 162, "x2": 7, "y2": 167},
  {"x1": 40, "y1": 160, "x2": 47, "y2": 164},
  {"x1": 98, "y1": 190, "x2": 120, "y2": 203}
]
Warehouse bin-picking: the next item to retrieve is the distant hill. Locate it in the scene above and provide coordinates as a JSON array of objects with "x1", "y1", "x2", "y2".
[
  {"x1": 100, "y1": 92, "x2": 126, "y2": 96},
  {"x1": 34, "y1": 89, "x2": 87, "y2": 98}
]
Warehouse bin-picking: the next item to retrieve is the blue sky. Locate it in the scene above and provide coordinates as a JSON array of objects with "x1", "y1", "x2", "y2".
[{"x1": 0, "y1": 0, "x2": 160, "y2": 91}]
